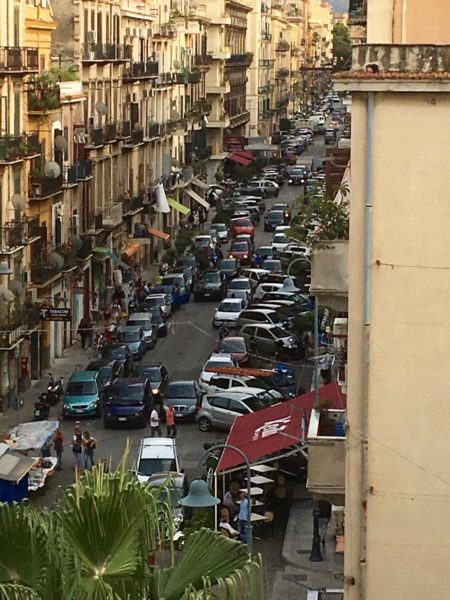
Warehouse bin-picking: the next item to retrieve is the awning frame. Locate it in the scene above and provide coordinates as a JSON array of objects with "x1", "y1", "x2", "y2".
[{"x1": 184, "y1": 187, "x2": 210, "y2": 210}]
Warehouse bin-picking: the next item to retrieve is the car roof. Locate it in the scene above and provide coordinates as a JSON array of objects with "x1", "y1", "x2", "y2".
[
  {"x1": 168, "y1": 380, "x2": 195, "y2": 386},
  {"x1": 220, "y1": 336, "x2": 245, "y2": 343},
  {"x1": 86, "y1": 359, "x2": 115, "y2": 369},
  {"x1": 243, "y1": 268, "x2": 269, "y2": 274},
  {"x1": 242, "y1": 308, "x2": 278, "y2": 315},
  {"x1": 229, "y1": 277, "x2": 251, "y2": 283},
  {"x1": 110, "y1": 377, "x2": 147, "y2": 386},
  {"x1": 69, "y1": 370, "x2": 98, "y2": 382},
  {"x1": 104, "y1": 343, "x2": 127, "y2": 349},
  {"x1": 219, "y1": 298, "x2": 243, "y2": 304},
  {"x1": 140, "y1": 437, "x2": 177, "y2": 459},
  {"x1": 207, "y1": 353, "x2": 233, "y2": 361},
  {"x1": 128, "y1": 313, "x2": 152, "y2": 319},
  {"x1": 120, "y1": 325, "x2": 142, "y2": 332},
  {"x1": 206, "y1": 391, "x2": 255, "y2": 400},
  {"x1": 147, "y1": 472, "x2": 185, "y2": 487}
]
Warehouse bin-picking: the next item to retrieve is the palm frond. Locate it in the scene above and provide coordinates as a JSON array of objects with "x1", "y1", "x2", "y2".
[{"x1": 0, "y1": 583, "x2": 40, "y2": 600}]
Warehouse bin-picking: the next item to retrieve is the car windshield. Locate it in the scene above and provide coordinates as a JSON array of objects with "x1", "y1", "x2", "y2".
[
  {"x1": 220, "y1": 338, "x2": 246, "y2": 353},
  {"x1": 151, "y1": 313, "x2": 163, "y2": 325},
  {"x1": 138, "y1": 458, "x2": 177, "y2": 476},
  {"x1": 270, "y1": 326, "x2": 289, "y2": 338},
  {"x1": 66, "y1": 381, "x2": 97, "y2": 395},
  {"x1": 121, "y1": 332, "x2": 140, "y2": 343},
  {"x1": 273, "y1": 234, "x2": 288, "y2": 243},
  {"x1": 162, "y1": 276, "x2": 182, "y2": 286},
  {"x1": 204, "y1": 359, "x2": 233, "y2": 370},
  {"x1": 106, "y1": 385, "x2": 144, "y2": 403},
  {"x1": 129, "y1": 319, "x2": 152, "y2": 329},
  {"x1": 234, "y1": 219, "x2": 252, "y2": 227},
  {"x1": 219, "y1": 259, "x2": 236, "y2": 270},
  {"x1": 265, "y1": 261, "x2": 282, "y2": 269},
  {"x1": 216, "y1": 224, "x2": 227, "y2": 231},
  {"x1": 136, "y1": 367, "x2": 161, "y2": 382},
  {"x1": 243, "y1": 395, "x2": 277, "y2": 411},
  {"x1": 229, "y1": 280, "x2": 249, "y2": 290},
  {"x1": 98, "y1": 366, "x2": 113, "y2": 380},
  {"x1": 104, "y1": 347, "x2": 126, "y2": 359},
  {"x1": 257, "y1": 247, "x2": 272, "y2": 256},
  {"x1": 145, "y1": 298, "x2": 162, "y2": 307},
  {"x1": 168, "y1": 383, "x2": 196, "y2": 399},
  {"x1": 218, "y1": 301, "x2": 241, "y2": 313},
  {"x1": 231, "y1": 243, "x2": 248, "y2": 252},
  {"x1": 268, "y1": 211, "x2": 284, "y2": 221},
  {"x1": 205, "y1": 272, "x2": 220, "y2": 283},
  {"x1": 246, "y1": 378, "x2": 271, "y2": 390}
]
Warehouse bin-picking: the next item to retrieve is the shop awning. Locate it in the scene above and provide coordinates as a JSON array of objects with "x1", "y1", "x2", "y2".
[
  {"x1": 217, "y1": 383, "x2": 346, "y2": 472},
  {"x1": 184, "y1": 187, "x2": 210, "y2": 210},
  {"x1": 122, "y1": 243, "x2": 141, "y2": 259},
  {"x1": 167, "y1": 197, "x2": 191, "y2": 216},
  {"x1": 191, "y1": 177, "x2": 209, "y2": 191},
  {"x1": 110, "y1": 253, "x2": 133, "y2": 270},
  {"x1": 235, "y1": 150, "x2": 255, "y2": 161},
  {"x1": 148, "y1": 227, "x2": 170, "y2": 242},
  {"x1": 228, "y1": 153, "x2": 252, "y2": 166},
  {"x1": 93, "y1": 246, "x2": 111, "y2": 254}
]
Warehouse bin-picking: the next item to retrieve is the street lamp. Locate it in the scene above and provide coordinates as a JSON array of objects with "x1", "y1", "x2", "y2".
[{"x1": 181, "y1": 443, "x2": 253, "y2": 553}]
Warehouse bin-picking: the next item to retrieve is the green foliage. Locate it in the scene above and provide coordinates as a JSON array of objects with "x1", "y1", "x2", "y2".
[
  {"x1": 292, "y1": 183, "x2": 349, "y2": 247},
  {"x1": 215, "y1": 169, "x2": 224, "y2": 183},
  {"x1": 212, "y1": 208, "x2": 234, "y2": 226},
  {"x1": 333, "y1": 22, "x2": 352, "y2": 71},
  {"x1": 162, "y1": 247, "x2": 178, "y2": 267},
  {"x1": 233, "y1": 164, "x2": 256, "y2": 184},
  {"x1": 174, "y1": 230, "x2": 193, "y2": 255}
]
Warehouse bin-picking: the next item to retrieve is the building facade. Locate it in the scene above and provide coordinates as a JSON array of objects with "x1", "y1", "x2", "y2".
[{"x1": 335, "y1": 1, "x2": 450, "y2": 598}]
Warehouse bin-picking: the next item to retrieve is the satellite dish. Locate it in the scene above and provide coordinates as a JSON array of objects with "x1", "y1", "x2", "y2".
[
  {"x1": 44, "y1": 161, "x2": 61, "y2": 179},
  {"x1": 11, "y1": 194, "x2": 25, "y2": 211},
  {"x1": 54, "y1": 135, "x2": 68, "y2": 152},
  {"x1": 49, "y1": 252, "x2": 64, "y2": 269},
  {"x1": 173, "y1": 60, "x2": 181, "y2": 70},
  {"x1": 8, "y1": 280, "x2": 25, "y2": 297},
  {"x1": 69, "y1": 234, "x2": 83, "y2": 249},
  {"x1": 0, "y1": 285, "x2": 14, "y2": 302},
  {"x1": 95, "y1": 102, "x2": 108, "y2": 115}
]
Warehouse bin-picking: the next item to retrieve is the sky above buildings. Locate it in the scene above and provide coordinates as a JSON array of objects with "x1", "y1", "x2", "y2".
[{"x1": 331, "y1": 0, "x2": 349, "y2": 12}]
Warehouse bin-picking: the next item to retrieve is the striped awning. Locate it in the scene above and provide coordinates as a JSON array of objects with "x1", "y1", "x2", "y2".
[
  {"x1": 148, "y1": 227, "x2": 170, "y2": 242},
  {"x1": 122, "y1": 243, "x2": 141, "y2": 259},
  {"x1": 184, "y1": 187, "x2": 210, "y2": 210},
  {"x1": 167, "y1": 197, "x2": 191, "y2": 216}
]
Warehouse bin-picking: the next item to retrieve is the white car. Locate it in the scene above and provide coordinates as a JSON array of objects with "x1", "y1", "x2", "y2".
[
  {"x1": 199, "y1": 353, "x2": 235, "y2": 387},
  {"x1": 224, "y1": 386, "x2": 282, "y2": 402},
  {"x1": 240, "y1": 268, "x2": 270, "y2": 284},
  {"x1": 136, "y1": 437, "x2": 181, "y2": 484},
  {"x1": 253, "y1": 281, "x2": 285, "y2": 301},
  {"x1": 272, "y1": 232, "x2": 291, "y2": 252},
  {"x1": 213, "y1": 297, "x2": 244, "y2": 328},
  {"x1": 274, "y1": 225, "x2": 291, "y2": 235},
  {"x1": 194, "y1": 234, "x2": 214, "y2": 249}
]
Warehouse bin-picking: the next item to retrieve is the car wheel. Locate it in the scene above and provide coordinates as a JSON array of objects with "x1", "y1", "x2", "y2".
[{"x1": 198, "y1": 416, "x2": 212, "y2": 432}]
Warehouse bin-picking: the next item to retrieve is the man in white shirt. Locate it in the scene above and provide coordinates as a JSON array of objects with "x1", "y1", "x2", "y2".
[
  {"x1": 150, "y1": 405, "x2": 162, "y2": 437},
  {"x1": 219, "y1": 517, "x2": 241, "y2": 539}
]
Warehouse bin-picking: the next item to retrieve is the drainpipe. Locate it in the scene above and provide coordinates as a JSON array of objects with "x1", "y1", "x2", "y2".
[{"x1": 364, "y1": 93, "x2": 375, "y2": 326}]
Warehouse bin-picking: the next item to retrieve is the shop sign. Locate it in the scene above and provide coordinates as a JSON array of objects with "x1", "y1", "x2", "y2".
[{"x1": 40, "y1": 308, "x2": 71, "y2": 321}]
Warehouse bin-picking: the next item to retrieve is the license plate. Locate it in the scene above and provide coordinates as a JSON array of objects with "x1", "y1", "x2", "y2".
[
  {"x1": 35, "y1": 410, "x2": 40, "y2": 416},
  {"x1": 118, "y1": 417, "x2": 127, "y2": 422},
  {"x1": 204, "y1": 293, "x2": 210, "y2": 297}
]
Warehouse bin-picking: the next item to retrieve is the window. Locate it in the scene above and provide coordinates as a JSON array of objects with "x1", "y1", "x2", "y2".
[
  {"x1": 229, "y1": 399, "x2": 248, "y2": 415},
  {"x1": 208, "y1": 396, "x2": 229, "y2": 409},
  {"x1": 256, "y1": 328, "x2": 272, "y2": 340},
  {"x1": 210, "y1": 378, "x2": 229, "y2": 389}
]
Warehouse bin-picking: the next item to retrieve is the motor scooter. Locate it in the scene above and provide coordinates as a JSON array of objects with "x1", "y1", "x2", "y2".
[
  {"x1": 33, "y1": 392, "x2": 50, "y2": 420},
  {"x1": 47, "y1": 373, "x2": 64, "y2": 405}
]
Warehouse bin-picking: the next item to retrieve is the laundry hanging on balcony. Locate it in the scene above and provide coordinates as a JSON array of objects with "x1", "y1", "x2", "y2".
[{"x1": 155, "y1": 182, "x2": 170, "y2": 213}]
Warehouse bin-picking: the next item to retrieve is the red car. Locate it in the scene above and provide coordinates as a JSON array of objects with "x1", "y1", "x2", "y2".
[
  {"x1": 229, "y1": 241, "x2": 251, "y2": 265},
  {"x1": 217, "y1": 336, "x2": 249, "y2": 364},
  {"x1": 230, "y1": 218, "x2": 255, "y2": 238}
]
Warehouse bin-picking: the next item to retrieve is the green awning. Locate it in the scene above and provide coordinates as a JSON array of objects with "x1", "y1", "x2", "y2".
[
  {"x1": 93, "y1": 247, "x2": 132, "y2": 270},
  {"x1": 110, "y1": 253, "x2": 132, "y2": 270},
  {"x1": 93, "y1": 247, "x2": 111, "y2": 254},
  {"x1": 167, "y1": 197, "x2": 191, "y2": 216}
]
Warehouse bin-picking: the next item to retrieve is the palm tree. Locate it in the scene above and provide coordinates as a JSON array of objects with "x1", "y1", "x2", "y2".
[{"x1": 0, "y1": 463, "x2": 264, "y2": 599}]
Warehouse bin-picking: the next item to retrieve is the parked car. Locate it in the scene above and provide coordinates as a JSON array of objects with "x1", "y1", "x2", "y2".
[
  {"x1": 85, "y1": 359, "x2": 124, "y2": 389},
  {"x1": 228, "y1": 241, "x2": 251, "y2": 265},
  {"x1": 253, "y1": 281, "x2": 285, "y2": 301},
  {"x1": 133, "y1": 362, "x2": 169, "y2": 401},
  {"x1": 149, "y1": 308, "x2": 168, "y2": 337},
  {"x1": 146, "y1": 472, "x2": 189, "y2": 531},
  {"x1": 103, "y1": 377, "x2": 153, "y2": 428},
  {"x1": 272, "y1": 232, "x2": 291, "y2": 252},
  {"x1": 126, "y1": 313, "x2": 159, "y2": 347},
  {"x1": 288, "y1": 167, "x2": 307, "y2": 185},
  {"x1": 214, "y1": 222, "x2": 229, "y2": 243},
  {"x1": 264, "y1": 211, "x2": 285, "y2": 232},
  {"x1": 136, "y1": 437, "x2": 181, "y2": 481},
  {"x1": 239, "y1": 323, "x2": 301, "y2": 357},
  {"x1": 236, "y1": 308, "x2": 283, "y2": 329},
  {"x1": 63, "y1": 371, "x2": 102, "y2": 418},
  {"x1": 143, "y1": 293, "x2": 172, "y2": 319},
  {"x1": 199, "y1": 353, "x2": 235, "y2": 388},
  {"x1": 218, "y1": 258, "x2": 240, "y2": 281},
  {"x1": 117, "y1": 326, "x2": 146, "y2": 361},
  {"x1": 193, "y1": 270, "x2": 225, "y2": 301},
  {"x1": 164, "y1": 380, "x2": 202, "y2": 421},
  {"x1": 217, "y1": 336, "x2": 249, "y2": 364},
  {"x1": 240, "y1": 268, "x2": 270, "y2": 285},
  {"x1": 205, "y1": 374, "x2": 294, "y2": 399},
  {"x1": 246, "y1": 180, "x2": 279, "y2": 198},
  {"x1": 212, "y1": 298, "x2": 245, "y2": 328},
  {"x1": 196, "y1": 391, "x2": 278, "y2": 431},
  {"x1": 102, "y1": 343, "x2": 135, "y2": 376},
  {"x1": 263, "y1": 259, "x2": 283, "y2": 273},
  {"x1": 227, "y1": 277, "x2": 254, "y2": 300}
]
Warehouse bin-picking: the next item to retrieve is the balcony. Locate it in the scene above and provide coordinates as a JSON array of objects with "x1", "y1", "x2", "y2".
[
  {"x1": 147, "y1": 123, "x2": 160, "y2": 139},
  {"x1": 63, "y1": 165, "x2": 78, "y2": 186},
  {"x1": 117, "y1": 121, "x2": 132, "y2": 139},
  {"x1": 258, "y1": 110, "x2": 271, "y2": 120},
  {"x1": 226, "y1": 52, "x2": 253, "y2": 66},
  {"x1": 0, "y1": 133, "x2": 41, "y2": 163},
  {"x1": 86, "y1": 127, "x2": 104, "y2": 148},
  {"x1": 230, "y1": 76, "x2": 248, "y2": 87},
  {"x1": 229, "y1": 110, "x2": 251, "y2": 128},
  {"x1": 1, "y1": 218, "x2": 44, "y2": 251},
  {"x1": 123, "y1": 194, "x2": 145, "y2": 216},
  {"x1": 76, "y1": 160, "x2": 93, "y2": 180},
  {"x1": 258, "y1": 85, "x2": 268, "y2": 94},
  {"x1": 307, "y1": 408, "x2": 346, "y2": 501},
  {"x1": 261, "y1": 32, "x2": 272, "y2": 42},
  {"x1": 30, "y1": 261, "x2": 62, "y2": 286},
  {"x1": 194, "y1": 54, "x2": 213, "y2": 67},
  {"x1": 29, "y1": 173, "x2": 63, "y2": 200},
  {"x1": 310, "y1": 240, "x2": 348, "y2": 311},
  {"x1": 0, "y1": 304, "x2": 41, "y2": 349},
  {"x1": 261, "y1": 2, "x2": 269, "y2": 12},
  {"x1": 188, "y1": 71, "x2": 202, "y2": 84},
  {"x1": 276, "y1": 41, "x2": 290, "y2": 53},
  {"x1": 173, "y1": 72, "x2": 187, "y2": 84},
  {"x1": 191, "y1": 99, "x2": 212, "y2": 115},
  {"x1": 123, "y1": 60, "x2": 159, "y2": 80},
  {"x1": 0, "y1": 46, "x2": 38, "y2": 74},
  {"x1": 123, "y1": 128, "x2": 144, "y2": 149},
  {"x1": 81, "y1": 43, "x2": 127, "y2": 63},
  {"x1": 276, "y1": 68, "x2": 289, "y2": 79},
  {"x1": 155, "y1": 72, "x2": 173, "y2": 86},
  {"x1": 103, "y1": 203, "x2": 123, "y2": 228},
  {"x1": 259, "y1": 59, "x2": 275, "y2": 68},
  {"x1": 152, "y1": 25, "x2": 177, "y2": 38},
  {"x1": 28, "y1": 89, "x2": 60, "y2": 112},
  {"x1": 105, "y1": 122, "x2": 117, "y2": 143}
]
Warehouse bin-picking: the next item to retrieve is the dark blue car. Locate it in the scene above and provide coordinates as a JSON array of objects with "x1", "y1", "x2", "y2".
[{"x1": 103, "y1": 377, "x2": 152, "y2": 428}]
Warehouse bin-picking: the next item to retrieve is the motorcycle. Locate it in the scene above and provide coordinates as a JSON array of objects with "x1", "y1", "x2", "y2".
[
  {"x1": 33, "y1": 392, "x2": 50, "y2": 421},
  {"x1": 47, "y1": 373, "x2": 64, "y2": 405}
]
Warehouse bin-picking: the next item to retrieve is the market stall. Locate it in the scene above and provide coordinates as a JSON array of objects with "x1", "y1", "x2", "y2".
[{"x1": 0, "y1": 443, "x2": 37, "y2": 503}]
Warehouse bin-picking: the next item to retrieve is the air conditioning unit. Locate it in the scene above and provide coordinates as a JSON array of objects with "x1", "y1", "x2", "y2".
[{"x1": 87, "y1": 30, "x2": 96, "y2": 44}]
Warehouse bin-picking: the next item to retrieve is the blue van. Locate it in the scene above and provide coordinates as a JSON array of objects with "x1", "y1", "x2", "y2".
[
  {"x1": 63, "y1": 371, "x2": 102, "y2": 418},
  {"x1": 103, "y1": 377, "x2": 152, "y2": 428}
]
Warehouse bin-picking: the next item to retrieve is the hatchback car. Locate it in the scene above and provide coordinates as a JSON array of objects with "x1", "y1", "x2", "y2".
[
  {"x1": 103, "y1": 377, "x2": 152, "y2": 428},
  {"x1": 149, "y1": 308, "x2": 168, "y2": 337},
  {"x1": 63, "y1": 371, "x2": 102, "y2": 418},
  {"x1": 219, "y1": 258, "x2": 240, "y2": 281},
  {"x1": 133, "y1": 362, "x2": 169, "y2": 401},
  {"x1": 236, "y1": 308, "x2": 283, "y2": 329},
  {"x1": 199, "y1": 353, "x2": 235, "y2": 387},
  {"x1": 230, "y1": 218, "x2": 256, "y2": 238},
  {"x1": 193, "y1": 270, "x2": 225, "y2": 301},
  {"x1": 272, "y1": 233, "x2": 291, "y2": 252},
  {"x1": 85, "y1": 359, "x2": 124, "y2": 389},
  {"x1": 227, "y1": 277, "x2": 253, "y2": 300},
  {"x1": 144, "y1": 293, "x2": 172, "y2": 319},
  {"x1": 117, "y1": 326, "x2": 146, "y2": 361},
  {"x1": 288, "y1": 168, "x2": 307, "y2": 185},
  {"x1": 126, "y1": 313, "x2": 159, "y2": 347},
  {"x1": 254, "y1": 246, "x2": 275, "y2": 264},
  {"x1": 147, "y1": 472, "x2": 189, "y2": 531},
  {"x1": 239, "y1": 323, "x2": 300, "y2": 357},
  {"x1": 228, "y1": 241, "x2": 251, "y2": 265},
  {"x1": 136, "y1": 437, "x2": 181, "y2": 481},
  {"x1": 264, "y1": 211, "x2": 285, "y2": 232},
  {"x1": 102, "y1": 343, "x2": 135, "y2": 376},
  {"x1": 164, "y1": 380, "x2": 202, "y2": 420},
  {"x1": 261, "y1": 259, "x2": 283, "y2": 273},
  {"x1": 196, "y1": 391, "x2": 278, "y2": 431},
  {"x1": 217, "y1": 336, "x2": 248, "y2": 364},
  {"x1": 214, "y1": 223, "x2": 229, "y2": 243},
  {"x1": 213, "y1": 297, "x2": 245, "y2": 328}
]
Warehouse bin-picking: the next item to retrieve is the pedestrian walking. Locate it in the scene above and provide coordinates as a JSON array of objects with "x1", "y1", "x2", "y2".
[
  {"x1": 72, "y1": 425, "x2": 83, "y2": 470},
  {"x1": 53, "y1": 428, "x2": 64, "y2": 470},
  {"x1": 83, "y1": 431, "x2": 96, "y2": 470},
  {"x1": 237, "y1": 491, "x2": 249, "y2": 540},
  {"x1": 77, "y1": 317, "x2": 89, "y2": 349},
  {"x1": 166, "y1": 405, "x2": 177, "y2": 438},
  {"x1": 150, "y1": 405, "x2": 162, "y2": 437}
]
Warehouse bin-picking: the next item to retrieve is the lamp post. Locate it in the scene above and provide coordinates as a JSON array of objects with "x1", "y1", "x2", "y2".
[{"x1": 181, "y1": 443, "x2": 253, "y2": 553}]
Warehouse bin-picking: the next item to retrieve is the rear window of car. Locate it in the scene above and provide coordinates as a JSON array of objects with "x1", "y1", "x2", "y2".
[
  {"x1": 231, "y1": 243, "x2": 249, "y2": 252},
  {"x1": 233, "y1": 219, "x2": 252, "y2": 227},
  {"x1": 267, "y1": 211, "x2": 284, "y2": 220}
]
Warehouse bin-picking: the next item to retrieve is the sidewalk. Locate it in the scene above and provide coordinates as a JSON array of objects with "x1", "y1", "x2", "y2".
[{"x1": 271, "y1": 487, "x2": 344, "y2": 598}]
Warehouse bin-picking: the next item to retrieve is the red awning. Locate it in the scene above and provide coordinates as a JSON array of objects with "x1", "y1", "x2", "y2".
[
  {"x1": 235, "y1": 150, "x2": 255, "y2": 161},
  {"x1": 148, "y1": 227, "x2": 170, "y2": 242},
  {"x1": 122, "y1": 243, "x2": 141, "y2": 259},
  {"x1": 217, "y1": 383, "x2": 346, "y2": 472},
  {"x1": 228, "y1": 153, "x2": 252, "y2": 166}
]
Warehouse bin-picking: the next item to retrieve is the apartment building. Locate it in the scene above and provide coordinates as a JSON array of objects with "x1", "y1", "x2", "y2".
[{"x1": 333, "y1": 1, "x2": 450, "y2": 598}]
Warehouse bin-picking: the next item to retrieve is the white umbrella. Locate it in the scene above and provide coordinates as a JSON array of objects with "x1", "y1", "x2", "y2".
[{"x1": 155, "y1": 183, "x2": 170, "y2": 213}]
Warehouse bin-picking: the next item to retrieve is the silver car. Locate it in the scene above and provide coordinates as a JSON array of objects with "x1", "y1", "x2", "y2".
[
  {"x1": 196, "y1": 391, "x2": 279, "y2": 432},
  {"x1": 239, "y1": 323, "x2": 300, "y2": 355}
]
